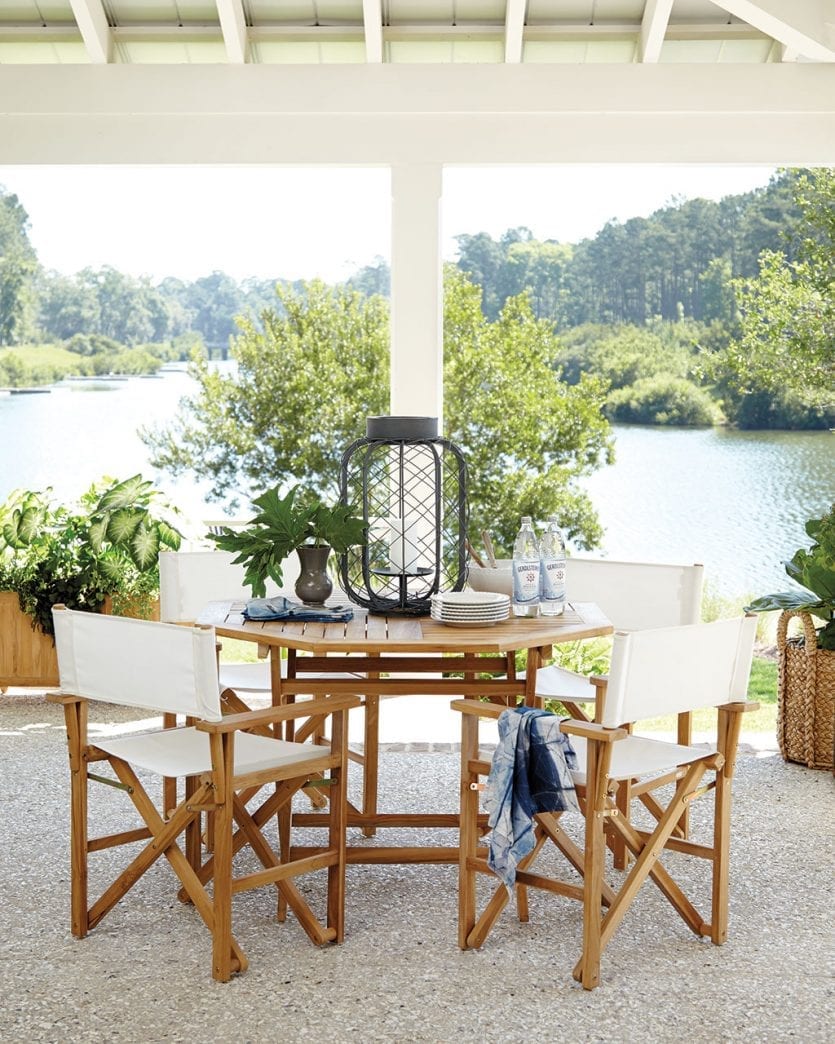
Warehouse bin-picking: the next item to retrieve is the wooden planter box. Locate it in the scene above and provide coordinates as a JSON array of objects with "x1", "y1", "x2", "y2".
[
  {"x1": 0, "y1": 591, "x2": 59, "y2": 687},
  {"x1": 0, "y1": 591, "x2": 160, "y2": 690}
]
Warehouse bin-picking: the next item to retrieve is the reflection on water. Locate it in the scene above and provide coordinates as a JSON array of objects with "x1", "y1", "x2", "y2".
[
  {"x1": 580, "y1": 425, "x2": 833, "y2": 599},
  {"x1": 0, "y1": 372, "x2": 220, "y2": 530},
  {"x1": 0, "y1": 379, "x2": 831, "y2": 599}
]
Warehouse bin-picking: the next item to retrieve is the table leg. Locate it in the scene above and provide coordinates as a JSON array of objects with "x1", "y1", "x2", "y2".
[{"x1": 362, "y1": 690, "x2": 380, "y2": 839}]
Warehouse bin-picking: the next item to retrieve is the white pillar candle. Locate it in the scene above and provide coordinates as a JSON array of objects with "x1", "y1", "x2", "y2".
[{"x1": 388, "y1": 515, "x2": 422, "y2": 573}]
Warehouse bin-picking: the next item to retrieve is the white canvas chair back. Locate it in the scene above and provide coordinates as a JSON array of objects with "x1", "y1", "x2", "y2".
[
  {"x1": 600, "y1": 615, "x2": 756, "y2": 728},
  {"x1": 158, "y1": 550, "x2": 285, "y2": 624},
  {"x1": 53, "y1": 606, "x2": 222, "y2": 722},
  {"x1": 565, "y1": 557, "x2": 704, "y2": 631}
]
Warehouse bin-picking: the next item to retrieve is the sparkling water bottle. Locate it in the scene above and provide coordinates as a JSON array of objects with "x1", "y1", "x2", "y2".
[
  {"x1": 539, "y1": 515, "x2": 566, "y2": 616},
  {"x1": 512, "y1": 516, "x2": 541, "y2": 618}
]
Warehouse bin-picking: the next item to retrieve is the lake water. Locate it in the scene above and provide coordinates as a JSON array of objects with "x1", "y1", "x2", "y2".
[{"x1": 0, "y1": 371, "x2": 831, "y2": 600}]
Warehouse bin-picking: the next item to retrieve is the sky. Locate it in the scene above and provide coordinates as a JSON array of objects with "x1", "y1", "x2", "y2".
[{"x1": 0, "y1": 164, "x2": 778, "y2": 284}]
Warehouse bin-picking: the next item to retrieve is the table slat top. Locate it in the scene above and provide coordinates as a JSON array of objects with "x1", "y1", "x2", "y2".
[{"x1": 198, "y1": 601, "x2": 612, "y2": 653}]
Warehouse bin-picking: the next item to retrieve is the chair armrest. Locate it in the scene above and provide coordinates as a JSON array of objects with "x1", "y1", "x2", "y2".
[
  {"x1": 450, "y1": 698, "x2": 506, "y2": 720},
  {"x1": 46, "y1": 692, "x2": 83, "y2": 705},
  {"x1": 196, "y1": 693, "x2": 361, "y2": 734},
  {"x1": 560, "y1": 719, "x2": 628, "y2": 743},
  {"x1": 719, "y1": 700, "x2": 760, "y2": 714}
]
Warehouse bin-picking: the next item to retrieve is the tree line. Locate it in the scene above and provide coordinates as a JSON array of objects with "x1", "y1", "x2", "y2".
[
  {"x1": 452, "y1": 170, "x2": 803, "y2": 328},
  {"x1": 1, "y1": 168, "x2": 831, "y2": 431}
]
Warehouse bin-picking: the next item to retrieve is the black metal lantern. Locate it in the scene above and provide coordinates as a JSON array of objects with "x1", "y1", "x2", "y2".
[{"x1": 339, "y1": 416, "x2": 468, "y2": 615}]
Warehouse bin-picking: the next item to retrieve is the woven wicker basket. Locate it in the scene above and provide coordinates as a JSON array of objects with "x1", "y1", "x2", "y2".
[{"x1": 777, "y1": 610, "x2": 835, "y2": 770}]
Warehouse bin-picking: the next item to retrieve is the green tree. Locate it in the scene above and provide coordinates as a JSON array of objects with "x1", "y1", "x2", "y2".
[
  {"x1": 141, "y1": 280, "x2": 390, "y2": 506},
  {"x1": 144, "y1": 272, "x2": 613, "y2": 549},
  {"x1": 0, "y1": 188, "x2": 38, "y2": 345},
  {"x1": 722, "y1": 169, "x2": 834, "y2": 395},
  {"x1": 444, "y1": 268, "x2": 613, "y2": 551},
  {"x1": 37, "y1": 271, "x2": 101, "y2": 340}
]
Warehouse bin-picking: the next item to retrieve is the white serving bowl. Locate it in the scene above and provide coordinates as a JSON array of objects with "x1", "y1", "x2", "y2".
[{"x1": 466, "y1": 558, "x2": 513, "y2": 597}]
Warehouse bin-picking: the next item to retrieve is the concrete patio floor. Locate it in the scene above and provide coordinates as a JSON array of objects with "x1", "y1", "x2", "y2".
[{"x1": 1, "y1": 691, "x2": 833, "y2": 1044}]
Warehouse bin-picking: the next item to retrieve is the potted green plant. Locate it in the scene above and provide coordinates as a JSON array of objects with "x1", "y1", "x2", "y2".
[
  {"x1": 210, "y1": 484, "x2": 366, "y2": 604},
  {"x1": 746, "y1": 504, "x2": 835, "y2": 769},
  {"x1": 0, "y1": 474, "x2": 182, "y2": 685}
]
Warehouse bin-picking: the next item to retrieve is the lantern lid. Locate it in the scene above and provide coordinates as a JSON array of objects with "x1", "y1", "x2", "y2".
[{"x1": 366, "y1": 416, "x2": 438, "y2": 440}]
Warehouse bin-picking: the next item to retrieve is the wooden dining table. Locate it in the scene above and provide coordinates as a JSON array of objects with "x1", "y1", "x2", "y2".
[{"x1": 197, "y1": 600, "x2": 613, "y2": 865}]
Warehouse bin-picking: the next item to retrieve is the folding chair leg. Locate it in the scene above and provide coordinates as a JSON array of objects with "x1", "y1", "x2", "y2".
[
  {"x1": 210, "y1": 733, "x2": 236, "y2": 982},
  {"x1": 612, "y1": 779, "x2": 632, "y2": 871},
  {"x1": 184, "y1": 774, "x2": 202, "y2": 874},
  {"x1": 63, "y1": 699, "x2": 90, "y2": 939},
  {"x1": 162, "y1": 712, "x2": 178, "y2": 818},
  {"x1": 711, "y1": 768, "x2": 731, "y2": 944},
  {"x1": 277, "y1": 798, "x2": 291, "y2": 923},
  {"x1": 677, "y1": 711, "x2": 693, "y2": 839},
  {"x1": 458, "y1": 712, "x2": 479, "y2": 949},
  {"x1": 577, "y1": 740, "x2": 606, "y2": 991},
  {"x1": 327, "y1": 707, "x2": 350, "y2": 943}
]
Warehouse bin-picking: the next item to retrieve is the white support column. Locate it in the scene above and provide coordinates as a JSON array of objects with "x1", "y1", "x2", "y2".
[{"x1": 390, "y1": 163, "x2": 443, "y2": 424}]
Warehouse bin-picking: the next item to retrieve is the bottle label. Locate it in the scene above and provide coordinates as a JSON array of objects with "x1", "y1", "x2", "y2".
[
  {"x1": 513, "y1": 559, "x2": 541, "y2": 604},
  {"x1": 541, "y1": 558, "x2": 566, "y2": 602}
]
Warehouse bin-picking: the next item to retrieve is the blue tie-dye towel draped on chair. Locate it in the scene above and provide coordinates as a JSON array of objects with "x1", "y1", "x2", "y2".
[{"x1": 484, "y1": 706, "x2": 580, "y2": 892}]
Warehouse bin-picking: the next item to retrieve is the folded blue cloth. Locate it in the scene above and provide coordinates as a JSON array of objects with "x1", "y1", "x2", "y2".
[
  {"x1": 484, "y1": 706, "x2": 579, "y2": 892},
  {"x1": 243, "y1": 596, "x2": 354, "y2": 623}
]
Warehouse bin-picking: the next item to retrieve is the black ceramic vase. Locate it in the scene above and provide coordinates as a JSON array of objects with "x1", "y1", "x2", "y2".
[{"x1": 295, "y1": 544, "x2": 333, "y2": 605}]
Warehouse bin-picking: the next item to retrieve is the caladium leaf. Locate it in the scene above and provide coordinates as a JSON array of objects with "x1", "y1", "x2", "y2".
[
  {"x1": 106, "y1": 508, "x2": 143, "y2": 546},
  {"x1": 130, "y1": 522, "x2": 160, "y2": 571},
  {"x1": 95, "y1": 474, "x2": 153, "y2": 513}
]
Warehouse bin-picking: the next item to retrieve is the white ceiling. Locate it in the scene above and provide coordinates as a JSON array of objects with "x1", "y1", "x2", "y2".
[
  {"x1": 1, "y1": 1, "x2": 833, "y2": 65},
  {"x1": 1, "y1": 2, "x2": 833, "y2": 165}
]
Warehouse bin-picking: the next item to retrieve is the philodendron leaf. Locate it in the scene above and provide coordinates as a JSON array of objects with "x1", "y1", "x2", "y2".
[
  {"x1": 745, "y1": 590, "x2": 827, "y2": 614},
  {"x1": 130, "y1": 522, "x2": 160, "y2": 571},
  {"x1": 314, "y1": 503, "x2": 367, "y2": 553},
  {"x1": 791, "y1": 551, "x2": 835, "y2": 603}
]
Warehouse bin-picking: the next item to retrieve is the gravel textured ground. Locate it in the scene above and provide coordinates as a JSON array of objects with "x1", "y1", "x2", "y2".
[{"x1": 1, "y1": 692, "x2": 833, "y2": 1044}]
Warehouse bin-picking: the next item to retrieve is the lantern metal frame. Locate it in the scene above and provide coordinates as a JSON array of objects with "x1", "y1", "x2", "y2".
[{"x1": 339, "y1": 416, "x2": 468, "y2": 616}]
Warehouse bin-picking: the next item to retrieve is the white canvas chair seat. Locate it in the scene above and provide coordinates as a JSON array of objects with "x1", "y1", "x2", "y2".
[
  {"x1": 531, "y1": 664, "x2": 596, "y2": 704},
  {"x1": 96, "y1": 727, "x2": 331, "y2": 779},
  {"x1": 568, "y1": 733, "x2": 710, "y2": 786},
  {"x1": 218, "y1": 658, "x2": 362, "y2": 694},
  {"x1": 454, "y1": 615, "x2": 757, "y2": 990},
  {"x1": 48, "y1": 606, "x2": 359, "y2": 983}
]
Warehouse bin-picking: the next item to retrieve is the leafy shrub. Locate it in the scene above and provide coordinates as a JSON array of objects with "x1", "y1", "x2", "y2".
[
  {"x1": 606, "y1": 375, "x2": 718, "y2": 426},
  {"x1": 731, "y1": 387, "x2": 835, "y2": 431},
  {"x1": 0, "y1": 475, "x2": 182, "y2": 636},
  {"x1": 65, "y1": 333, "x2": 122, "y2": 356}
]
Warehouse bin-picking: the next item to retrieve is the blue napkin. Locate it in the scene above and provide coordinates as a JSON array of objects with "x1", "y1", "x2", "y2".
[{"x1": 243, "y1": 596, "x2": 354, "y2": 623}]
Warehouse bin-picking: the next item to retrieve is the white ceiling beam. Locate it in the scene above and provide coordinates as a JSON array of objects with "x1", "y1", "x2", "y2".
[
  {"x1": 708, "y1": 0, "x2": 835, "y2": 61},
  {"x1": 1, "y1": 64, "x2": 833, "y2": 164},
  {"x1": 69, "y1": 0, "x2": 111, "y2": 64},
  {"x1": 362, "y1": 0, "x2": 383, "y2": 63},
  {"x1": 504, "y1": 0, "x2": 527, "y2": 63},
  {"x1": 215, "y1": 0, "x2": 249, "y2": 64},
  {"x1": 639, "y1": 0, "x2": 674, "y2": 62}
]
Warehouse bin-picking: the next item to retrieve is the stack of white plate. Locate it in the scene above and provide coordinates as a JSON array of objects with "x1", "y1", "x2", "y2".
[{"x1": 430, "y1": 590, "x2": 510, "y2": 627}]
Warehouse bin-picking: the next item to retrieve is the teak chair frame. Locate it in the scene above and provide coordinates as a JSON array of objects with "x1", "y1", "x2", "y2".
[
  {"x1": 48, "y1": 606, "x2": 359, "y2": 982},
  {"x1": 454, "y1": 615, "x2": 757, "y2": 990}
]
